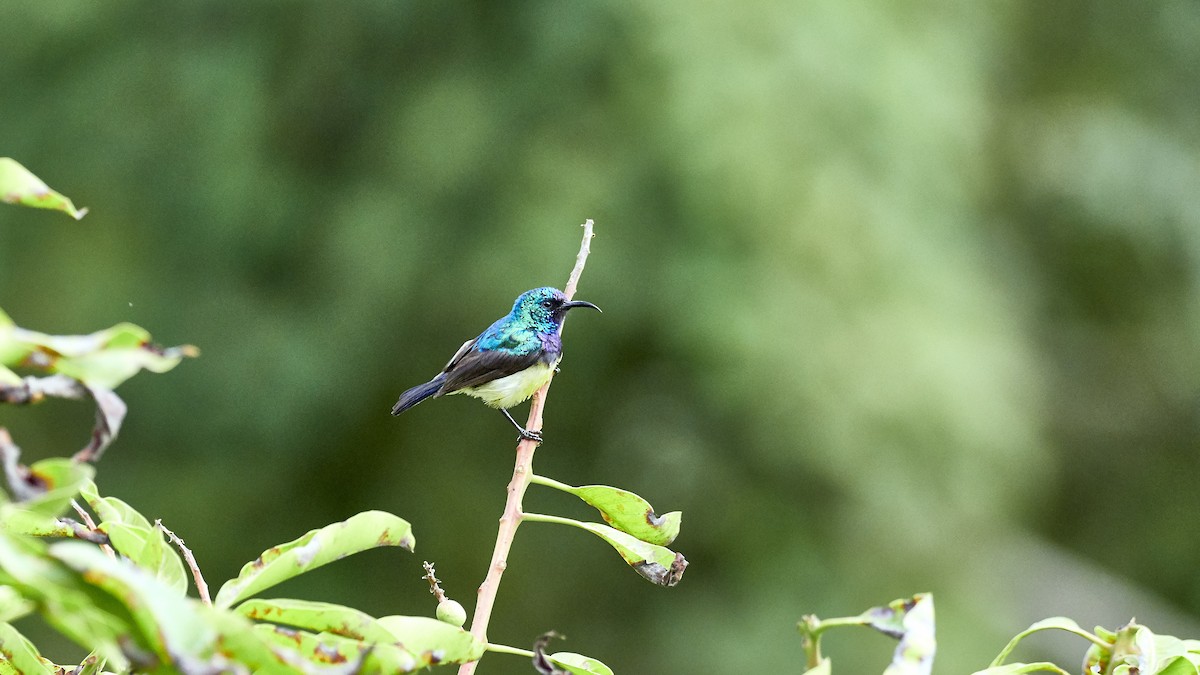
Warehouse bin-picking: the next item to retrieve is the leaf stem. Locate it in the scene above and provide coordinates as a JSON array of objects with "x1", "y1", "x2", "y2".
[
  {"x1": 458, "y1": 220, "x2": 595, "y2": 675},
  {"x1": 798, "y1": 614, "x2": 869, "y2": 669},
  {"x1": 485, "y1": 643, "x2": 535, "y2": 658},
  {"x1": 521, "y1": 512, "x2": 589, "y2": 529},
  {"x1": 528, "y1": 473, "x2": 575, "y2": 493}
]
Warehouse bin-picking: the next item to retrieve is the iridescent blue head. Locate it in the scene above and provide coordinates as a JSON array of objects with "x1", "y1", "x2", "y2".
[{"x1": 511, "y1": 287, "x2": 601, "y2": 333}]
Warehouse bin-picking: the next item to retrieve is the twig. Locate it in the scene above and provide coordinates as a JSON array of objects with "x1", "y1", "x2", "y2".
[
  {"x1": 0, "y1": 428, "x2": 40, "y2": 501},
  {"x1": 156, "y1": 519, "x2": 211, "y2": 606},
  {"x1": 72, "y1": 499, "x2": 116, "y2": 559},
  {"x1": 423, "y1": 561, "x2": 447, "y2": 603},
  {"x1": 459, "y1": 220, "x2": 595, "y2": 675},
  {"x1": 59, "y1": 517, "x2": 112, "y2": 546},
  {"x1": 0, "y1": 374, "x2": 86, "y2": 404},
  {"x1": 563, "y1": 219, "x2": 594, "y2": 300}
]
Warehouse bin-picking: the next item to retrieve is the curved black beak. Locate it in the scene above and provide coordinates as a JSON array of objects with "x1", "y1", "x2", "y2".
[{"x1": 563, "y1": 300, "x2": 602, "y2": 313}]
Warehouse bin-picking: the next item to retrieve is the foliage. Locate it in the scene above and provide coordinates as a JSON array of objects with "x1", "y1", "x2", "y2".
[
  {"x1": 3, "y1": 3, "x2": 1198, "y2": 672},
  {"x1": 4, "y1": 1, "x2": 1199, "y2": 667},
  {"x1": 973, "y1": 617, "x2": 1200, "y2": 675},
  {"x1": 797, "y1": 596, "x2": 1200, "y2": 675},
  {"x1": 799, "y1": 594, "x2": 936, "y2": 675},
  {"x1": 0, "y1": 170, "x2": 674, "y2": 672}
]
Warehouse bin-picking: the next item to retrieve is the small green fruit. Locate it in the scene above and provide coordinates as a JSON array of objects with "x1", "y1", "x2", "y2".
[{"x1": 436, "y1": 599, "x2": 467, "y2": 627}]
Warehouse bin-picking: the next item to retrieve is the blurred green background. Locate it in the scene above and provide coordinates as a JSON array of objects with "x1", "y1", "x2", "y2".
[{"x1": 3, "y1": 2, "x2": 1200, "y2": 673}]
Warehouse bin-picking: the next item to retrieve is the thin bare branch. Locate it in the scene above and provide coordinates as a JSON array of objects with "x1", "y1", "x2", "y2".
[
  {"x1": 563, "y1": 219, "x2": 594, "y2": 299},
  {"x1": 156, "y1": 519, "x2": 212, "y2": 606},
  {"x1": 71, "y1": 499, "x2": 116, "y2": 559},
  {"x1": 459, "y1": 220, "x2": 596, "y2": 675},
  {"x1": 0, "y1": 428, "x2": 39, "y2": 501},
  {"x1": 423, "y1": 560, "x2": 448, "y2": 603}
]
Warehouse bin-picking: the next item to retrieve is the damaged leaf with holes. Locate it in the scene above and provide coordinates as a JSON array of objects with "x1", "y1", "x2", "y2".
[{"x1": 215, "y1": 510, "x2": 415, "y2": 609}]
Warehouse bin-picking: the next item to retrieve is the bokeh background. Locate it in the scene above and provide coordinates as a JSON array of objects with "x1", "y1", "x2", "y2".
[{"x1": 3, "y1": 2, "x2": 1200, "y2": 673}]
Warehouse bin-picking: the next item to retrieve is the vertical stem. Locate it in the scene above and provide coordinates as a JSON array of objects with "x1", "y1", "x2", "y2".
[
  {"x1": 461, "y1": 408, "x2": 539, "y2": 655},
  {"x1": 458, "y1": 220, "x2": 595, "y2": 675},
  {"x1": 156, "y1": 520, "x2": 211, "y2": 606}
]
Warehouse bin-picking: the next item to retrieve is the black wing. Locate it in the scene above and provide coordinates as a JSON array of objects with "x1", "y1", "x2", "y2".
[{"x1": 436, "y1": 339, "x2": 543, "y2": 394}]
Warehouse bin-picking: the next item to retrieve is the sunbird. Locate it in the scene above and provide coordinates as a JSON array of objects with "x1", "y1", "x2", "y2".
[{"x1": 391, "y1": 287, "x2": 601, "y2": 442}]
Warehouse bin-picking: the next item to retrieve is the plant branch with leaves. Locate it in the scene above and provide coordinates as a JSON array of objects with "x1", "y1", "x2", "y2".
[{"x1": 0, "y1": 170, "x2": 687, "y2": 673}]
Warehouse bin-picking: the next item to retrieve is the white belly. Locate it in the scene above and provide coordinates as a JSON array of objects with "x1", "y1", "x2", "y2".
[{"x1": 456, "y1": 360, "x2": 558, "y2": 409}]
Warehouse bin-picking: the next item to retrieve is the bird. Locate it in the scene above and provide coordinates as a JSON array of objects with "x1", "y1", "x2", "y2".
[{"x1": 391, "y1": 287, "x2": 601, "y2": 442}]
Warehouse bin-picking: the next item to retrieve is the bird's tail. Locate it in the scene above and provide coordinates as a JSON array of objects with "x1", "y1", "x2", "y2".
[{"x1": 391, "y1": 374, "x2": 446, "y2": 416}]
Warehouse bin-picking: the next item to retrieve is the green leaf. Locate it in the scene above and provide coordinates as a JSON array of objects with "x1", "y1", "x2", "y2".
[
  {"x1": 237, "y1": 598, "x2": 398, "y2": 643},
  {"x1": 802, "y1": 658, "x2": 832, "y2": 675},
  {"x1": 1107, "y1": 622, "x2": 1157, "y2": 674},
  {"x1": 7, "y1": 459, "x2": 94, "y2": 518},
  {"x1": 0, "y1": 158, "x2": 87, "y2": 220},
  {"x1": 0, "y1": 320, "x2": 196, "y2": 390},
  {"x1": 55, "y1": 346, "x2": 195, "y2": 391},
  {"x1": 970, "y1": 664, "x2": 1071, "y2": 675},
  {"x1": 102, "y1": 523, "x2": 188, "y2": 596},
  {"x1": 79, "y1": 482, "x2": 187, "y2": 592},
  {"x1": 0, "y1": 532, "x2": 130, "y2": 669},
  {"x1": 376, "y1": 615, "x2": 488, "y2": 665},
  {"x1": 215, "y1": 510, "x2": 415, "y2": 609},
  {"x1": 49, "y1": 541, "x2": 215, "y2": 665},
  {"x1": 69, "y1": 653, "x2": 107, "y2": 675},
  {"x1": 565, "y1": 483, "x2": 681, "y2": 546},
  {"x1": 989, "y1": 617, "x2": 1108, "y2": 667},
  {"x1": 1157, "y1": 657, "x2": 1200, "y2": 675},
  {"x1": 79, "y1": 481, "x2": 152, "y2": 530},
  {"x1": 1084, "y1": 642, "x2": 1108, "y2": 673},
  {"x1": 571, "y1": 521, "x2": 687, "y2": 587},
  {"x1": 547, "y1": 652, "x2": 615, "y2": 675},
  {"x1": 0, "y1": 621, "x2": 55, "y2": 675},
  {"x1": 0, "y1": 586, "x2": 32, "y2": 622},
  {"x1": 0, "y1": 365, "x2": 19, "y2": 387},
  {"x1": 252, "y1": 624, "x2": 419, "y2": 672},
  {"x1": 0, "y1": 507, "x2": 75, "y2": 539}
]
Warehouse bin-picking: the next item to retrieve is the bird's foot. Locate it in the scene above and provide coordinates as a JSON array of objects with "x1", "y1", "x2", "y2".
[{"x1": 500, "y1": 408, "x2": 543, "y2": 443}]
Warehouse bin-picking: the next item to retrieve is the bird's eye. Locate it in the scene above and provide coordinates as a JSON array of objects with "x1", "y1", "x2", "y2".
[{"x1": 541, "y1": 300, "x2": 554, "y2": 309}]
